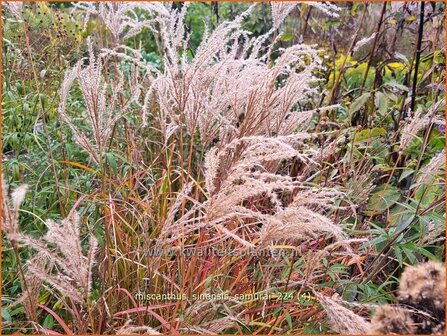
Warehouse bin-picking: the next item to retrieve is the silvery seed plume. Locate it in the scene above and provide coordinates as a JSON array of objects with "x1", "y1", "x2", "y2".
[
  {"x1": 260, "y1": 206, "x2": 343, "y2": 245},
  {"x1": 7, "y1": 252, "x2": 50, "y2": 321},
  {"x1": 401, "y1": 99, "x2": 445, "y2": 148},
  {"x1": 58, "y1": 38, "x2": 140, "y2": 165},
  {"x1": 98, "y1": 2, "x2": 135, "y2": 41},
  {"x1": 124, "y1": 3, "x2": 171, "y2": 39},
  {"x1": 416, "y1": 149, "x2": 445, "y2": 186},
  {"x1": 198, "y1": 316, "x2": 240, "y2": 334},
  {"x1": 1, "y1": 179, "x2": 27, "y2": 237},
  {"x1": 181, "y1": 299, "x2": 244, "y2": 334},
  {"x1": 303, "y1": 2, "x2": 341, "y2": 18},
  {"x1": 3, "y1": 1, "x2": 23, "y2": 19},
  {"x1": 157, "y1": 134, "x2": 344, "y2": 248},
  {"x1": 270, "y1": 2, "x2": 299, "y2": 30},
  {"x1": 142, "y1": 4, "x2": 250, "y2": 135},
  {"x1": 10, "y1": 211, "x2": 98, "y2": 304},
  {"x1": 116, "y1": 320, "x2": 161, "y2": 335},
  {"x1": 204, "y1": 135, "x2": 317, "y2": 223},
  {"x1": 124, "y1": 3, "x2": 330, "y2": 147},
  {"x1": 1, "y1": 180, "x2": 47, "y2": 322},
  {"x1": 315, "y1": 292, "x2": 371, "y2": 334},
  {"x1": 271, "y1": 2, "x2": 340, "y2": 30},
  {"x1": 353, "y1": 33, "x2": 377, "y2": 53},
  {"x1": 72, "y1": 2, "x2": 141, "y2": 37}
]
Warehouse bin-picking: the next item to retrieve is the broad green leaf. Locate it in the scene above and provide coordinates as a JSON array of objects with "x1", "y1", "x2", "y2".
[
  {"x1": 414, "y1": 246, "x2": 436, "y2": 260},
  {"x1": 106, "y1": 152, "x2": 118, "y2": 174},
  {"x1": 385, "y1": 80, "x2": 408, "y2": 92},
  {"x1": 354, "y1": 128, "x2": 386, "y2": 142},
  {"x1": 360, "y1": 236, "x2": 388, "y2": 249},
  {"x1": 374, "y1": 91, "x2": 388, "y2": 115},
  {"x1": 415, "y1": 183, "x2": 442, "y2": 209},
  {"x1": 342, "y1": 284, "x2": 358, "y2": 301},
  {"x1": 280, "y1": 33, "x2": 294, "y2": 42},
  {"x1": 42, "y1": 314, "x2": 54, "y2": 329},
  {"x1": 364, "y1": 185, "x2": 401, "y2": 216},
  {"x1": 349, "y1": 93, "x2": 370, "y2": 115},
  {"x1": 399, "y1": 169, "x2": 414, "y2": 182}
]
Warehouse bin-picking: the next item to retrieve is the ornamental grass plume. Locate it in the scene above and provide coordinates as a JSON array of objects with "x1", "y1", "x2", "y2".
[
  {"x1": 5, "y1": 2, "x2": 381, "y2": 333},
  {"x1": 115, "y1": 320, "x2": 161, "y2": 335},
  {"x1": 10, "y1": 211, "x2": 98, "y2": 305},
  {"x1": 401, "y1": 99, "x2": 445, "y2": 149},
  {"x1": 97, "y1": 1, "x2": 348, "y2": 253},
  {"x1": 270, "y1": 2, "x2": 300, "y2": 30},
  {"x1": 1, "y1": 181, "x2": 42, "y2": 322},
  {"x1": 7, "y1": 253, "x2": 50, "y2": 321},
  {"x1": 155, "y1": 133, "x2": 344, "y2": 251},
  {"x1": 270, "y1": 2, "x2": 340, "y2": 30},
  {"x1": 353, "y1": 33, "x2": 377, "y2": 53},
  {"x1": 133, "y1": 2, "x2": 339, "y2": 147},
  {"x1": 315, "y1": 292, "x2": 371, "y2": 334},
  {"x1": 203, "y1": 134, "x2": 344, "y2": 246},
  {"x1": 197, "y1": 316, "x2": 241, "y2": 334},
  {"x1": 2, "y1": 1, "x2": 23, "y2": 20},
  {"x1": 58, "y1": 38, "x2": 140, "y2": 165},
  {"x1": 1, "y1": 179, "x2": 27, "y2": 237},
  {"x1": 416, "y1": 149, "x2": 445, "y2": 186}
]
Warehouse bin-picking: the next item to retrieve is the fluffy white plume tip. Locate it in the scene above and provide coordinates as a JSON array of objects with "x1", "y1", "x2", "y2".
[{"x1": 11, "y1": 185, "x2": 28, "y2": 210}]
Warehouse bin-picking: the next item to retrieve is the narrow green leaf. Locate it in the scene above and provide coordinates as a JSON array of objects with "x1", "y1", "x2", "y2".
[
  {"x1": 2, "y1": 308, "x2": 11, "y2": 323},
  {"x1": 285, "y1": 311, "x2": 293, "y2": 330}
]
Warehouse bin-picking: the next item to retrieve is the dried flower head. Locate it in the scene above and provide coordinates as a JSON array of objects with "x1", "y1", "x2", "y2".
[
  {"x1": 398, "y1": 261, "x2": 445, "y2": 312},
  {"x1": 369, "y1": 305, "x2": 416, "y2": 334}
]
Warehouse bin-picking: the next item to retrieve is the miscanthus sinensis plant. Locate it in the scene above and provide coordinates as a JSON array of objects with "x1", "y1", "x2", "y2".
[
  {"x1": 60, "y1": 3, "x2": 346, "y2": 253},
  {"x1": 2, "y1": 2, "x2": 445, "y2": 334}
]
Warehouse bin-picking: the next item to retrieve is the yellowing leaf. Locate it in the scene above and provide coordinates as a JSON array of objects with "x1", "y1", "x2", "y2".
[{"x1": 354, "y1": 128, "x2": 386, "y2": 142}]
